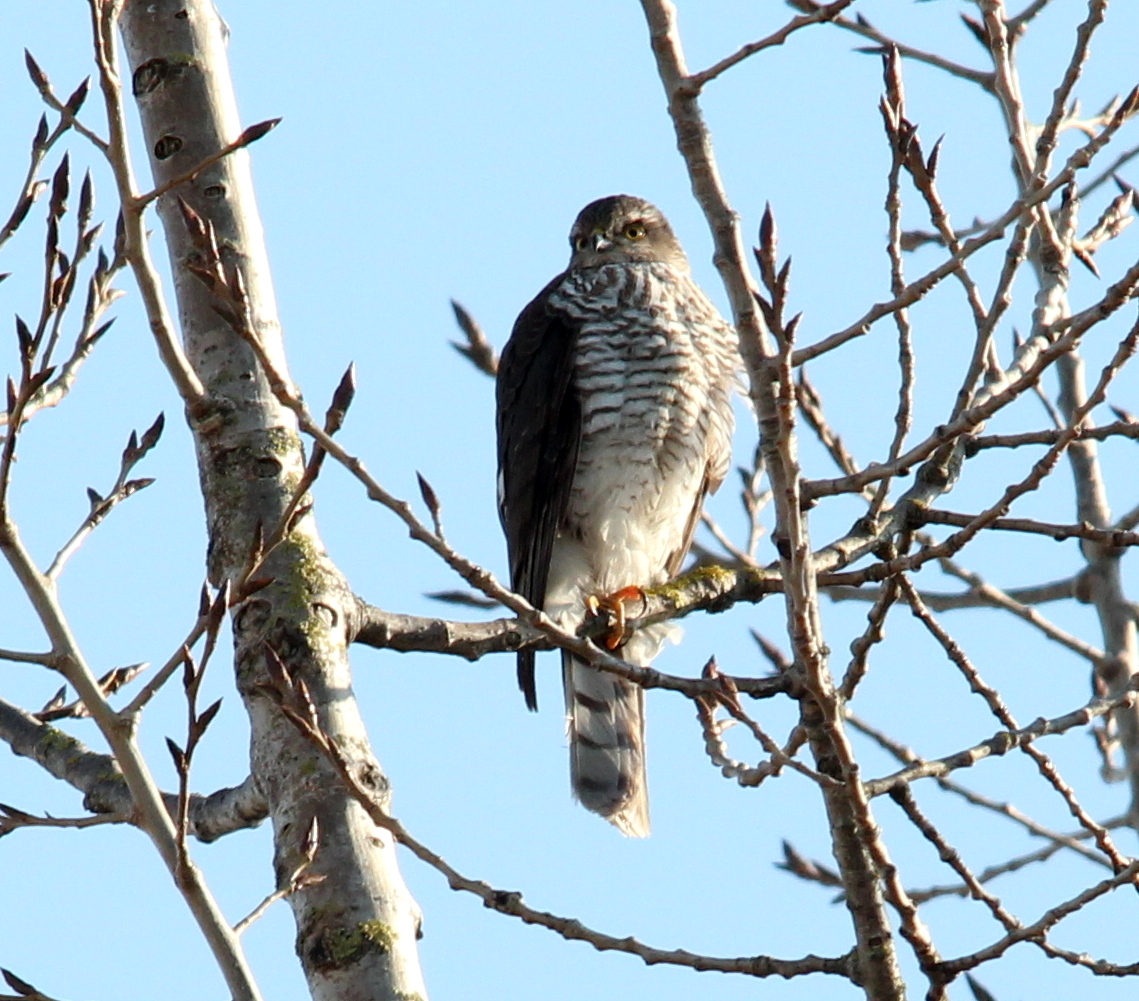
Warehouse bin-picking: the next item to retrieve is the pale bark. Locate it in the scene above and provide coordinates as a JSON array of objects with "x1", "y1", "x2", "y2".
[{"x1": 116, "y1": 2, "x2": 428, "y2": 998}]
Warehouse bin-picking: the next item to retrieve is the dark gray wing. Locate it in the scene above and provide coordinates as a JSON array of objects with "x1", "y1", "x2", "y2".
[{"x1": 496, "y1": 274, "x2": 581, "y2": 711}]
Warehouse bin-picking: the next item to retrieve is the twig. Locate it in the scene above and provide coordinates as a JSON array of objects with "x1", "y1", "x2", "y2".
[
  {"x1": 700, "y1": 510, "x2": 757, "y2": 567},
  {"x1": 796, "y1": 369, "x2": 863, "y2": 480},
  {"x1": 907, "y1": 819, "x2": 1127, "y2": 904},
  {"x1": 85, "y1": 2, "x2": 207, "y2": 408},
  {"x1": 232, "y1": 816, "x2": 322, "y2": 935},
  {"x1": 840, "y1": 576, "x2": 899, "y2": 699},
  {"x1": 0, "y1": 968, "x2": 68, "y2": 1001},
  {"x1": 46, "y1": 415, "x2": 164, "y2": 579},
  {"x1": 700, "y1": 659, "x2": 836, "y2": 788},
  {"x1": 0, "y1": 803, "x2": 131, "y2": 836},
  {"x1": 784, "y1": 2, "x2": 994, "y2": 90},
  {"x1": 868, "y1": 48, "x2": 917, "y2": 521},
  {"x1": 683, "y1": 1, "x2": 855, "y2": 92},
  {"x1": 449, "y1": 300, "x2": 498, "y2": 377},
  {"x1": 22, "y1": 51, "x2": 108, "y2": 153},
  {"x1": 1082, "y1": 143, "x2": 1139, "y2": 199},
  {"x1": 940, "y1": 860, "x2": 1139, "y2": 973},
  {"x1": 122, "y1": 584, "x2": 227, "y2": 716},
  {"x1": 845, "y1": 709, "x2": 1117, "y2": 867},
  {"x1": 889, "y1": 785, "x2": 1021, "y2": 933},
  {"x1": 931, "y1": 555, "x2": 1108, "y2": 668},
  {"x1": 1029, "y1": 0, "x2": 1108, "y2": 186},
  {"x1": 862, "y1": 679, "x2": 1139, "y2": 798},
  {"x1": 0, "y1": 648, "x2": 52, "y2": 665},
  {"x1": 818, "y1": 305, "x2": 1139, "y2": 586},
  {"x1": 827, "y1": 574, "x2": 1081, "y2": 611},
  {"x1": 968, "y1": 421, "x2": 1139, "y2": 450},
  {"x1": 1007, "y1": 0, "x2": 1054, "y2": 37},
  {"x1": 899, "y1": 575, "x2": 1133, "y2": 871},
  {"x1": 0, "y1": 504, "x2": 258, "y2": 997},
  {"x1": 0, "y1": 107, "x2": 71, "y2": 251},
  {"x1": 134, "y1": 118, "x2": 280, "y2": 208}
]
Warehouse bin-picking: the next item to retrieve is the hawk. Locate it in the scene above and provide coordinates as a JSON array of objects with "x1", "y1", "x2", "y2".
[{"x1": 496, "y1": 195, "x2": 738, "y2": 836}]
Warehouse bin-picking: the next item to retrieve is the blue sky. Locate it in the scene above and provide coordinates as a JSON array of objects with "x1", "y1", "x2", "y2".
[{"x1": 2, "y1": 2, "x2": 1139, "y2": 999}]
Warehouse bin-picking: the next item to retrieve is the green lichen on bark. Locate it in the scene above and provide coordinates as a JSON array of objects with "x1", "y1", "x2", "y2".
[
  {"x1": 647, "y1": 562, "x2": 736, "y2": 604},
  {"x1": 305, "y1": 916, "x2": 396, "y2": 970},
  {"x1": 37, "y1": 724, "x2": 82, "y2": 757}
]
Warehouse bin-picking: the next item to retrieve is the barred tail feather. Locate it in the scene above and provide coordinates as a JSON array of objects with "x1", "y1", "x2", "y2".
[{"x1": 563, "y1": 651, "x2": 649, "y2": 838}]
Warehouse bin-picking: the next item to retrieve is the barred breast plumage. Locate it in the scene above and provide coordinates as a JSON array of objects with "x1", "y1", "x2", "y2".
[
  {"x1": 496, "y1": 195, "x2": 738, "y2": 837},
  {"x1": 545, "y1": 261, "x2": 735, "y2": 603}
]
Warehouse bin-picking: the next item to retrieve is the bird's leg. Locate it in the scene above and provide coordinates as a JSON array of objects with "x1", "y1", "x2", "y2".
[{"x1": 587, "y1": 586, "x2": 649, "y2": 650}]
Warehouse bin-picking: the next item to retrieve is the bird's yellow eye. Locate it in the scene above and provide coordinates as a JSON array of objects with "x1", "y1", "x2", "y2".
[
  {"x1": 624, "y1": 223, "x2": 647, "y2": 240},
  {"x1": 574, "y1": 236, "x2": 588, "y2": 251}
]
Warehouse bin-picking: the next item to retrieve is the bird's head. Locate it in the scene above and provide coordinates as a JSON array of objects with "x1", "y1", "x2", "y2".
[{"x1": 567, "y1": 195, "x2": 688, "y2": 271}]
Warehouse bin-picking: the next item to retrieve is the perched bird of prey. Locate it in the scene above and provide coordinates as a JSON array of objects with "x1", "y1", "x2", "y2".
[{"x1": 496, "y1": 195, "x2": 738, "y2": 836}]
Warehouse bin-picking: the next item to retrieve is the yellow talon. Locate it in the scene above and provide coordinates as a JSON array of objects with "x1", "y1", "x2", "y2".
[{"x1": 588, "y1": 586, "x2": 648, "y2": 650}]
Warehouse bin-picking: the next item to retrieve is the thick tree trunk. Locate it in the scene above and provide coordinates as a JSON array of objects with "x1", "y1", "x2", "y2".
[{"x1": 117, "y1": 3, "x2": 429, "y2": 998}]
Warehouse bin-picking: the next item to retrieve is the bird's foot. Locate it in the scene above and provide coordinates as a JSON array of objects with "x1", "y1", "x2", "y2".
[{"x1": 587, "y1": 585, "x2": 649, "y2": 650}]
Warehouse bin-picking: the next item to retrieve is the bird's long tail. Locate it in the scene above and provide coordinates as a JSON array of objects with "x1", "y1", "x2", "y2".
[{"x1": 563, "y1": 649, "x2": 650, "y2": 838}]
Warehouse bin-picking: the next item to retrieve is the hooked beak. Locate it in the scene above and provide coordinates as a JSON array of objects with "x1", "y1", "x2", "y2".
[{"x1": 592, "y1": 232, "x2": 613, "y2": 252}]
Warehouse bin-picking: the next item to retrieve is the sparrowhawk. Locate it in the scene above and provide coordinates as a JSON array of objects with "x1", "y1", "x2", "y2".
[{"x1": 496, "y1": 195, "x2": 738, "y2": 836}]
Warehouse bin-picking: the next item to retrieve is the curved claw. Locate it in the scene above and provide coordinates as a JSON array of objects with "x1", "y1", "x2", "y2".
[{"x1": 588, "y1": 586, "x2": 648, "y2": 650}]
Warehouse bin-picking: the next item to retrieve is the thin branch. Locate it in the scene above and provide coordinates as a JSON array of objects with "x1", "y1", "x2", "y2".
[
  {"x1": 1007, "y1": 0, "x2": 1054, "y2": 37},
  {"x1": 0, "y1": 109, "x2": 70, "y2": 251},
  {"x1": 1082, "y1": 143, "x2": 1139, "y2": 199},
  {"x1": 87, "y1": 3, "x2": 207, "y2": 408},
  {"x1": 940, "y1": 860, "x2": 1139, "y2": 973},
  {"x1": 23, "y1": 51, "x2": 108, "y2": 153},
  {"x1": 868, "y1": 49, "x2": 916, "y2": 522},
  {"x1": 133, "y1": 118, "x2": 280, "y2": 209},
  {"x1": 967, "y1": 421, "x2": 1139, "y2": 451},
  {"x1": 46, "y1": 417, "x2": 163, "y2": 580},
  {"x1": 233, "y1": 817, "x2": 322, "y2": 935},
  {"x1": 122, "y1": 585, "x2": 226, "y2": 717},
  {"x1": 0, "y1": 648, "x2": 53, "y2": 665},
  {"x1": 796, "y1": 369, "x2": 863, "y2": 480},
  {"x1": 932, "y1": 555, "x2": 1108, "y2": 668},
  {"x1": 701, "y1": 659, "x2": 837, "y2": 788},
  {"x1": 889, "y1": 785, "x2": 1021, "y2": 933},
  {"x1": 900, "y1": 575, "x2": 1132, "y2": 871},
  {"x1": 840, "y1": 576, "x2": 899, "y2": 699},
  {"x1": 848, "y1": 710, "x2": 1115, "y2": 868},
  {"x1": 449, "y1": 300, "x2": 498, "y2": 377},
  {"x1": 862, "y1": 679, "x2": 1139, "y2": 798},
  {"x1": 784, "y1": 2, "x2": 994, "y2": 90},
  {"x1": 700, "y1": 510, "x2": 757, "y2": 568},
  {"x1": 908, "y1": 818, "x2": 1127, "y2": 904},
  {"x1": 0, "y1": 803, "x2": 131, "y2": 836},
  {"x1": 1029, "y1": 0, "x2": 1108, "y2": 185},
  {"x1": 684, "y1": 1, "x2": 855, "y2": 92},
  {"x1": 827, "y1": 574, "x2": 1081, "y2": 611},
  {"x1": 819, "y1": 305, "x2": 1139, "y2": 587}
]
